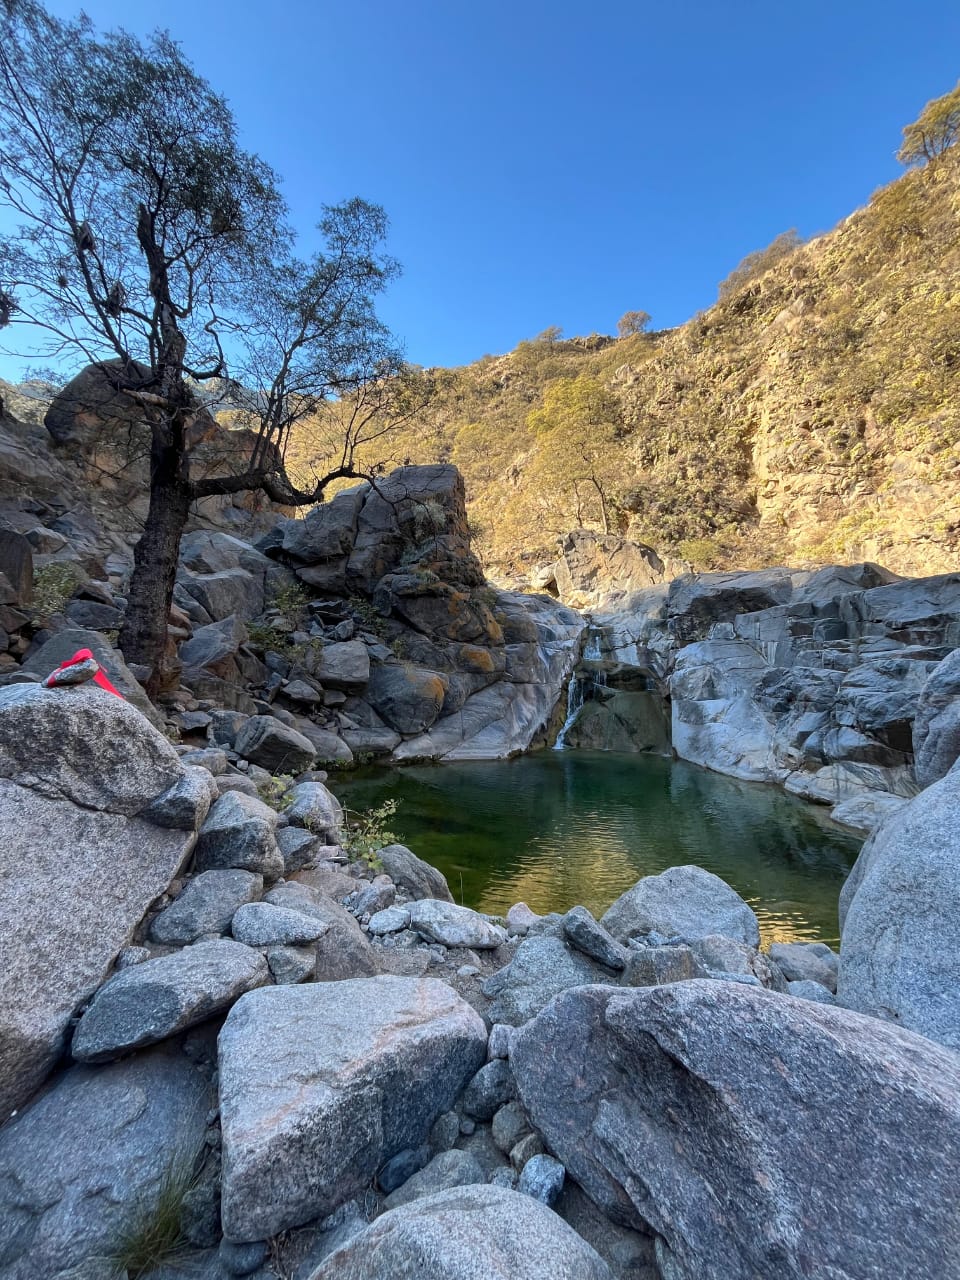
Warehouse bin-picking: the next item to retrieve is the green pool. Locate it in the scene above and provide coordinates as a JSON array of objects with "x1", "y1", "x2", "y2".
[{"x1": 334, "y1": 751, "x2": 862, "y2": 947}]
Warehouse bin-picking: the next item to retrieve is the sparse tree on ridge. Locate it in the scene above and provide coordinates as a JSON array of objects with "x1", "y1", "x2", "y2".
[
  {"x1": 617, "y1": 310, "x2": 651, "y2": 338},
  {"x1": 0, "y1": 0, "x2": 409, "y2": 691},
  {"x1": 898, "y1": 81, "x2": 960, "y2": 166}
]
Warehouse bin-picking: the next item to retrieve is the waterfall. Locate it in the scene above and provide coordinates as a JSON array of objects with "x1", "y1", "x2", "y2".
[{"x1": 554, "y1": 625, "x2": 607, "y2": 750}]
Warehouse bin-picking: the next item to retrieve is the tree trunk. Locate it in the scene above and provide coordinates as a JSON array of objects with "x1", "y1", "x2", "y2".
[{"x1": 118, "y1": 434, "x2": 191, "y2": 698}]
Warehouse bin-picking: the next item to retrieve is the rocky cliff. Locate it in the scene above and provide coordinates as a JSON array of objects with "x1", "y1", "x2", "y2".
[{"x1": 327, "y1": 144, "x2": 960, "y2": 581}]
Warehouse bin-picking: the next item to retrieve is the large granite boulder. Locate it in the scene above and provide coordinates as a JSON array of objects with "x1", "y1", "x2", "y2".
[
  {"x1": 512, "y1": 981, "x2": 960, "y2": 1280},
  {"x1": 0, "y1": 684, "x2": 200, "y2": 1117},
  {"x1": 234, "y1": 714, "x2": 317, "y2": 773},
  {"x1": 378, "y1": 843, "x2": 454, "y2": 902},
  {"x1": 483, "y1": 935, "x2": 609, "y2": 1026},
  {"x1": 309, "y1": 1184, "x2": 613, "y2": 1280},
  {"x1": 194, "y1": 790, "x2": 283, "y2": 879},
  {"x1": 913, "y1": 647, "x2": 960, "y2": 788},
  {"x1": 838, "y1": 759, "x2": 960, "y2": 1048},
  {"x1": 367, "y1": 663, "x2": 449, "y2": 735},
  {"x1": 218, "y1": 977, "x2": 487, "y2": 1241},
  {"x1": 0, "y1": 1043, "x2": 211, "y2": 1280},
  {"x1": 600, "y1": 865, "x2": 760, "y2": 947}
]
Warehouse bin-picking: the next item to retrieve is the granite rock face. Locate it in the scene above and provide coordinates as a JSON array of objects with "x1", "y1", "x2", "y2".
[
  {"x1": 512, "y1": 980, "x2": 960, "y2": 1280},
  {"x1": 838, "y1": 758, "x2": 960, "y2": 1048},
  {"x1": 0, "y1": 685, "x2": 200, "y2": 1117},
  {"x1": 913, "y1": 647, "x2": 960, "y2": 787},
  {"x1": 309, "y1": 1184, "x2": 613, "y2": 1280},
  {"x1": 219, "y1": 977, "x2": 487, "y2": 1241}
]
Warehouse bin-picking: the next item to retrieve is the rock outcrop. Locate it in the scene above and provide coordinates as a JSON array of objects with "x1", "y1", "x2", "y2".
[{"x1": 512, "y1": 980, "x2": 960, "y2": 1280}]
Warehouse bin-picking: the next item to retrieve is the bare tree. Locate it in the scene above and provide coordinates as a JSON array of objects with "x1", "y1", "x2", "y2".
[{"x1": 0, "y1": 1, "x2": 408, "y2": 690}]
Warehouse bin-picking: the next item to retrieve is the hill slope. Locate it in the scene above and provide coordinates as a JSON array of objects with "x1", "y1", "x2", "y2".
[{"x1": 317, "y1": 145, "x2": 960, "y2": 579}]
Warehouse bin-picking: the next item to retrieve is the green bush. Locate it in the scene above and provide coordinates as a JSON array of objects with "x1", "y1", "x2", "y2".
[{"x1": 341, "y1": 799, "x2": 399, "y2": 872}]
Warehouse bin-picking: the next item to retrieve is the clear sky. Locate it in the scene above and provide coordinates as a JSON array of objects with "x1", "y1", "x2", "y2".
[{"x1": 8, "y1": 0, "x2": 960, "y2": 375}]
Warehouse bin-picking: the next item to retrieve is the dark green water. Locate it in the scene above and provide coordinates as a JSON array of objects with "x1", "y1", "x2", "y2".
[{"x1": 335, "y1": 752, "x2": 862, "y2": 947}]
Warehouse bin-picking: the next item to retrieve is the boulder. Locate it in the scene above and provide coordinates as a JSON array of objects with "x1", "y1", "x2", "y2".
[
  {"x1": 601, "y1": 865, "x2": 760, "y2": 947},
  {"x1": 768, "y1": 940, "x2": 837, "y2": 992},
  {"x1": 0, "y1": 1043, "x2": 210, "y2": 1280},
  {"x1": 284, "y1": 780, "x2": 343, "y2": 839},
  {"x1": 195, "y1": 790, "x2": 284, "y2": 880},
  {"x1": 554, "y1": 529, "x2": 665, "y2": 610},
  {"x1": 838, "y1": 759, "x2": 960, "y2": 1048},
  {"x1": 218, "y1": 977, "x2": 487, "y2": 1241},
  {"x1": 378, "y1": 843, "x2": 454, "y2": 902},
  {"x1": 309, "y1": 1184, "x2": 613, "y2": 1280},
  {"x1": 72, "y1": 939, "x2": 269, "y2": 1062},
  {"x1": 367, "y1": 663, "x2": 448, "y2": 735},
  {"x1": 560, "y1": 905, "x2": 626, "y2": 970},
  {"x1": 179, "y1": 614, "x2": 249, "y2": 678},
  {"x1": 264, "y1": 882, "x2": 380, "y2": 980},
  {"x1": 312, "y1": 640, "x2": 370, "y2": 691},
  {"x1": 179, "y1": 567, "x2": 265, "y2": 623},
  {"x1": 512, "y1": 981, "x2": 960, "y2": 1280},
  {"x1": 234, "y1": 714, "x2": 317, "y2": 773},
  {"x1": 0, "y1": 685, "x2": 198, "y2": 1116},
  {"x1": 913, "y1": 647, "x2": 960, "y2": 788},
  {"x1": 22, "y1": 627, "x2": 160, "y2": 724},
  {"x1": 483, "y1": 935, "x2": 607, "y2": 1026},
  {"x1": 149, "y1": 869, "x2": 263, "y2": 945},
  {"x1": 407, "y1": 899, "x2": 508, "y2": 950},
  {"x1": 383, "y1": 1150, "x2": 486, "y2": 1210},
  {"x1": 140, "y1": 765, "x2": 215, "y2": 830},
  {"x1": 231, "y1": 901, "x2": 328, "y2": 947}
]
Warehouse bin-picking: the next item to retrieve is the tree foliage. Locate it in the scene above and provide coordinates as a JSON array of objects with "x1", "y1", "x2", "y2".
[
  {"x1": 0, "y1": 0, "x2": 406, "y2": 685},
  {"x1": 898, "y1": 81, "x2": 960, "y2": 166},
  {"x1": 617, "y1": 310, "x2": 651, "y2": 338},
  {"x1": 526, "y1": 375, "x2": 623, "y2": 534},
  {"x1": 717, "y1": 229, "x2": 804, "y2": 301}
]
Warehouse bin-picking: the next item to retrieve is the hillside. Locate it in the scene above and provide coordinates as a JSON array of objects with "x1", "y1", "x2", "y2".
[{"x1": 300, "y1": 143, "x2": 960, "y2": 580}]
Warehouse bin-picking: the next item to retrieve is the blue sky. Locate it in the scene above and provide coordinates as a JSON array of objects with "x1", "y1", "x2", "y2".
[{"x1": 7, "y1": 0, "x2": 960, "y2": 376}]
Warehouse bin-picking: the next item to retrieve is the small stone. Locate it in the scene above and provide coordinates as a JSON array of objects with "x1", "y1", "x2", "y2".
[
  {"x1": 787, "y1": 979, "x2": 838, "y2": 1005},
  {"x1": 489, "y1": 1166, "x2": 517, "y2": 1189},
  {"x1": 378, "y1": 1145, "x2": 430, "y2": 1194},
  {"x1": 510, "y1": 1132, "x2": 544, "y2": 1171},
  {"x1": 429, "y1": 1110, "x2": 461, "y2": 1154},
  {"x1": 459, "y1": 1117, "x2": 476, "y2": 1136},
  {"x1": 219, "y1": 1237, "x2": 269, "y2": 1276},
  {"x1": 180, "y1": 747, "x2": 229, "y2": 775},
  {"x1": 620, "y1": 944, "x2": 704, "y2": 987},
  {"x1": 492, "y1": 1101, "x2": 531, "y2": 1155},
  {"x1": 345, "y1": 880, "x2": 396, "y2": 917},
  {"x1": 462, "y1": 1059, "x2": 516, "y2": 1121},
  {"x1": 369, "y1": 904, "x2": 411, "y2": 934},
  {"x1": 116, "y1": 946, "x2": 151, "y2": 969},
  {"x1": 457, "y1": 964, "x2": 481, "y2": 978},
  {"x1": 407, "y1": 899, "x2": 508, "y2": 950},
  {"x1": 267, "y1": 945, "x2": 317, "y2": 985},
  {"x1": 518, "y1": 1153, "x2": 565, "y2": 1207},
  {"x1": 487, "y1": 1024, "x2": 514, "y2": 1061},
  {"x1": 276, "y1": 824, "x2": 322, "y2": 874}
]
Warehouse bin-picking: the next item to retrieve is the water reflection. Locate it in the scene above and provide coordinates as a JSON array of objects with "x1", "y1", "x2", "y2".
[{"x1": 335, "y1": 752, "x2": 862, "y2": 947}]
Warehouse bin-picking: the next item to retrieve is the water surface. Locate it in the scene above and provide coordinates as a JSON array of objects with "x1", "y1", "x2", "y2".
[{"x1": 336, "y1": 752, "x2": 862, "y2": 947}]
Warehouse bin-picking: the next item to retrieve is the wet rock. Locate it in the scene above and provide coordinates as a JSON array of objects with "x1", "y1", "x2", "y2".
[
  {"x1": 218, "y1": 977, "x2": 487, "y2": 1241},
  {"x1": 601, "y1": 865, "x2": 760, "y2": 947},
  {"x1": 72, "y1": 939, "x2": 269, "y2": 1062},
  {"x1": 512, "y1": 980, "x2": 960, "y2": 1280}
]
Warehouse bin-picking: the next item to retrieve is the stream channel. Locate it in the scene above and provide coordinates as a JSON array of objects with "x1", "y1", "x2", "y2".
[{"x1": 335, "y1": 751, "x2": 862, "y2": 947}]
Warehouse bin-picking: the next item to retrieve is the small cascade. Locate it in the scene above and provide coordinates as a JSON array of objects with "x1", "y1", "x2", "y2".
[{"x1": 554, "y1": 625, "x2": 608, "y2": 750}]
